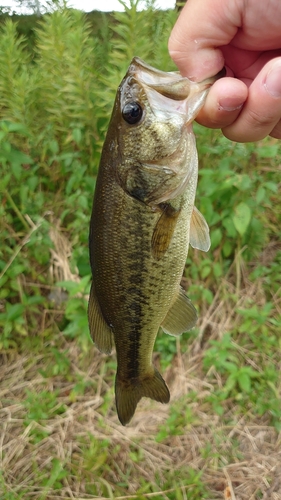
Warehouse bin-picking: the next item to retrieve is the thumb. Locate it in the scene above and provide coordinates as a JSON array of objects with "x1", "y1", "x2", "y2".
[{"x1": 168, "y1": 0, "x2": 240, "y2": 80}]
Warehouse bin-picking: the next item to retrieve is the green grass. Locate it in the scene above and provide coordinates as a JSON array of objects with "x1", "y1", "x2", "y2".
[{"x1": 0, "y1": 2, "x2": 281, "y2": 499}]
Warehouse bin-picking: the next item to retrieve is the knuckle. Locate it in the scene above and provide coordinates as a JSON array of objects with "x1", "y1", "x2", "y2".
[
  {"x1": 168, "y1": 30, "x2": 184, "y2": 55},
  {"x1": 270, "y1": 121, "x2": 281, "y2": 139},
  {"x1": 247, "y1": 107, "x2": 278, "y2": 130}
]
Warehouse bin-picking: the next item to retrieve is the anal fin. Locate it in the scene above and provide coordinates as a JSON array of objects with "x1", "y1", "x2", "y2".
[
  {"x1": 88, "y1": 281, "x2": 114, "y2": 354},
  {"x1": 161, "y1": 287, "x2": 197, "y2": 336}
]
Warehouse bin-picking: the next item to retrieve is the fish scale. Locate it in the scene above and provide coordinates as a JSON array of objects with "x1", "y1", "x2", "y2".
[{"x1": 88, "y1": 57, "x2": 223, "y2": 425}]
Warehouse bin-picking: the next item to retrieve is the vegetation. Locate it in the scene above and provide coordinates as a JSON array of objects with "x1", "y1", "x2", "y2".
[{"x1": 0, "y1": 1, "x2": 280, "y2": 499}]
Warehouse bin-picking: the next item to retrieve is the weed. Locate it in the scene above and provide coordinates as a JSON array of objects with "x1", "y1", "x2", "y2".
[
  {"x1": 156, "y1": 401, "x2": 196, "y2": 442},
  {"x1": 0, "y1": 3, "x2": 280, "y2": 500},
  {"x1": 22, "y1": 388, "x2": 66, "y2": 442}
]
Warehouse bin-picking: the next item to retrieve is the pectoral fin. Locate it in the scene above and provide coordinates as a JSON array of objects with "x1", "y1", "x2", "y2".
[
  {"x1": 151, "y1": 204, "x2": 180, "y2": 260},
  {"x1": 161, "y1": 287, "x2": 198, "y2": 336},
  {"x1": 189, "y1": 206, "x2": 210, "y2": 252},
  {"x1": 88, "y1": 281, "x2": 114, "y2": 354}
]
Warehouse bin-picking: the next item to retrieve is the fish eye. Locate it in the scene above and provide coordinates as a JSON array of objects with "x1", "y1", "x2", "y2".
[{"x1": 122, "y1": 101, "x2": 143, "y2": 125}]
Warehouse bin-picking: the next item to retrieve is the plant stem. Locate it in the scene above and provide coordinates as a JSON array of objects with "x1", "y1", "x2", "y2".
[{"x1": 5, "y1": 190, "x2": 29, "y2": 230}]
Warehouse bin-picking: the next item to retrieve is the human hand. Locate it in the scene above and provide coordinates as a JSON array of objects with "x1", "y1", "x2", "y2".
[{"x1": 168, "y1": 0, "x2": 281, "y2": 141}]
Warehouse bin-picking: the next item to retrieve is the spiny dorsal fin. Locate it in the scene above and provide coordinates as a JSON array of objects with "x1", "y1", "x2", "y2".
[
  {"x1": 161, "y1": 287, "x2": 197, "y2": 336},
  {"x1": 88, "y1": 281, "x2": 114, "y2": 354},
  {"x1": 151, "y1": 204, "x2": 180, "y2": 260},
  {"x1": 189, "y1": 206, "x2": 210, "y2": 252}
]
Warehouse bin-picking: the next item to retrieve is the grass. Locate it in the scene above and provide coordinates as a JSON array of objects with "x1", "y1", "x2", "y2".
[
  {"x1": 0, "y1": 2, "x2": 281, "y2": 499},
  {"x1": 1, "y1": 241, "x2": 281, "y2": 499}
]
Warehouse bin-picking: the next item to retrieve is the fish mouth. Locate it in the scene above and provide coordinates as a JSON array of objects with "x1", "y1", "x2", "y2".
[
  {"x1": 131, "y1": 57, "x2": 225, "y2": 93},
  {"x1": 128, "y1": 57, "x2": 225, "y2": 124},
  {"x1": 130, "y1": 57, "x2": 195, "y2": 101}
]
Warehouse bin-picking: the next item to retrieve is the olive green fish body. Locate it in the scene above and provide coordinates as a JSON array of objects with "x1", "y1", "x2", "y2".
[{"x1": 89, "y1": 58, "x2": 221, "y2": 425}]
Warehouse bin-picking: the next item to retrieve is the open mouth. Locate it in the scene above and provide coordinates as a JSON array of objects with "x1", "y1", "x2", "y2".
[
  {"x1": 128, "y1": 57, "x2": 225, "y2": 124},
  {"x1": 130, "y1": 57, "x2": 225, "y2": 100},
  {"x1": 131, "y1": 57, "x2": 193, "y2": 101}
]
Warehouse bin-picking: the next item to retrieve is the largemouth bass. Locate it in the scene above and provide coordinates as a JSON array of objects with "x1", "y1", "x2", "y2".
[{"x1": 89, "y1": 57, "x2": 222, "y2": 425}]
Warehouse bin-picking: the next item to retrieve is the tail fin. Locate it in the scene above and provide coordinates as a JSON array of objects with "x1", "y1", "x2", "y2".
[{"x1": 115, "y1": 368, "x2": 170, "y2": 426}]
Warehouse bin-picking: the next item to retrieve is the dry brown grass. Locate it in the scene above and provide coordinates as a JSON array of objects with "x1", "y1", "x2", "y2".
[
  {"x1": 1, "y1": 332, "x2": 280, "y2": 498},
  {"x1": 1, "y1": 230, "x2": 281, "y2": 500}
]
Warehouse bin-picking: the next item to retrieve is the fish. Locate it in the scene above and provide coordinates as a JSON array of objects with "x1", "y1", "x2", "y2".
[{"x1": 88, "y1": 57, "x2": 223, "y2": 425}]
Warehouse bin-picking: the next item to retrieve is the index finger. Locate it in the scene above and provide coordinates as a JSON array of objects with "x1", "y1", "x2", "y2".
[{"x1": 168, "y1": 0, "x2": 241, "y2": 80}]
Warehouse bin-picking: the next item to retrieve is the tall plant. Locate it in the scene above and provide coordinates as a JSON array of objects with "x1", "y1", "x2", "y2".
[{"x1": 94, "y1": 0, "x2": 178, "y2": 111}]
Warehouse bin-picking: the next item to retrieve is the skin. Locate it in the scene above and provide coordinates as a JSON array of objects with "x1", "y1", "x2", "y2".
[{"x1": 168, "y1": 0, "x2": 281, "y2": 142}]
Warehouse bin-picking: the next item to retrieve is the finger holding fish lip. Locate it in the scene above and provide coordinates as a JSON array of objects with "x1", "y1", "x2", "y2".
[
  {"x1": 187, "y1": 59, "x2": 281, "y2": 141},
  {"x1": 222, "y1": 58, "x2": 281, "y2": 141},
  {"x1": 194, "y1": 76, "x2": 248, "y2": 130}
]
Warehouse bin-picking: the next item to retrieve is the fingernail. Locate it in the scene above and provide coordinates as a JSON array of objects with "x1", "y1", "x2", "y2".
[
  {"x1": 218, "y1": 98, "x2": 243, "y2": 112},
  {"x1": 265, "y1": 65, "x2": 281, "y2": 98}
]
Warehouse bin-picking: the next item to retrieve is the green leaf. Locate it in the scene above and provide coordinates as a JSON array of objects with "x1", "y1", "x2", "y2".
[
  {"x1": 256, "y1": 186, "x2": 266, "y2": 204},
  {"x1": 222, "y1": 217, "x2": 237, "y2": 238},
  {"x1": 49, "y1": 140, "x2": 59, "y2": 154},
  {"x1": 264, "y1": 181, "x2": 278, "y2": 193},
  {"x1": 4, "y1": 122, "x2": 30, "y2": 135},
  {"x1": 201, "y1": 265, "x2": 211, "y2": 279},
  {"x1": 222, "y1": 240, "x2": 233, "y2": 257},
  {"x1": 6, "y1": 303, "x2": 25, "y2": 321},
  {"x1": 232, "y1": 202, "x2": 252, "y2": 236},
  {"x1": 72, "y1": 128, "x2": 82, "y2": 144},
  {"x1": 210, "y1": 228, "x2": 222, "y2": 249},
  {"x1": 224, "y1": 374, "x2": 237, "y2": 393},
  {"x1": 238, "y1": 372, "x2": 251, "y2": 393},
  {"x1": 56, "y1": 276, "x2": 91, "y2": 296},
  {"x1": 257, "y1": 144, "x2": 279, "y2": 158}
]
